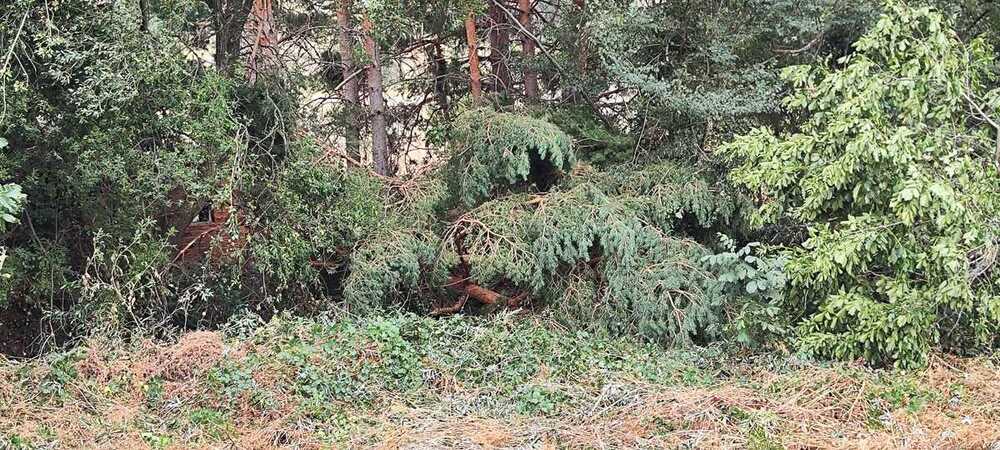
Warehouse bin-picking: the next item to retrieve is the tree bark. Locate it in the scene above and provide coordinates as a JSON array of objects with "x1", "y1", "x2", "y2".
[
  {"x1": 139, "y1": 0, "x2": 150, "y2": 32},
  {"x1": 336, "y1": 0, "x2": 362, "y2": 158},
  {"x1": 246, "y1": 0, "x2": 276, "y2": 83},
  {"x1": 517, "y1": 0, "x2": 538, "y2": 100},
  {"x1": 211, "y1": 0, "x2": 255, "y2": 74},
  {"x1": 464, "y1": 11, "x2": 483, "y2": 102},
  {"x1": 429, "y1": 39, "x2": 450, "y2": 118},
  {"x1": 564, "y1": 0, "x2": 586, "y2": 101},
  {"x1": 361, "y1": 13, "x2": 390, "y2": 176},
  {"x1": 487, "y1": 1, "x2": 512, "y2": 94}
]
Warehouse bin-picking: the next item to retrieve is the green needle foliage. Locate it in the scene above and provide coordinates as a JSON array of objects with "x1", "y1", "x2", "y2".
[
  {"x1": 450, "y1": 177, "x2": 728, "y2": 345},
  {"x1": 447, "y1": 107, "x2": 576, "y2": 207},
  {"x1": 723, "y1": 2, "x2": 1000, "y2": 367}
]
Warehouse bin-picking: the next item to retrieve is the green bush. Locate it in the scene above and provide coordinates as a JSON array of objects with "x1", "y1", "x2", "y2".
[
  {"x1": 701, "y1": 235, "x2": 790, "y2": 348},
  {"x1": 722, "y1": 3, "x2": 1000, "y2": 367}
]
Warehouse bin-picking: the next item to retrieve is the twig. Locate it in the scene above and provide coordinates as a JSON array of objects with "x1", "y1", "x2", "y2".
[{"x1": 1, "y1": 8, "x2": 30, "y2": 124}]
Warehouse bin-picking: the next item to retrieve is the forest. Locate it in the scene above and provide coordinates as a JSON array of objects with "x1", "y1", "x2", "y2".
[{"x1": 1, "y1": 0, "x2": 1000, "y2": 447}]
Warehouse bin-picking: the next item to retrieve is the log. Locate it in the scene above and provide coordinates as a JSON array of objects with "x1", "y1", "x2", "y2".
[{"x1": 446, "y1": 275, "x2": 504, "y2": 304}]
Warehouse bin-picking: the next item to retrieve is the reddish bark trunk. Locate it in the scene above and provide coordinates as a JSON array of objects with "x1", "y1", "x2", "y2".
[
  {"x1": 488, "y1": 1, "x2": 512, "y2": 94},
  {"x1": 517, "y1": 0, "x2": 538, "y2": 99},
  {"x1": 465, "y1": 11, "x2": 483, "y2": 102},
  {"x1": 246, "y1": 0, "x2": 276, "y2": 83}
]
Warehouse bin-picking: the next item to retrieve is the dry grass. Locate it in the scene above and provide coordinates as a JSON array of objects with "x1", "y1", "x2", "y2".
[
  {"x1": 358, "y1": 362, "x2": 1000, "y2": 449},
  {"x1": 1, "y1": 328, "x2": 999, "y2": 449}
]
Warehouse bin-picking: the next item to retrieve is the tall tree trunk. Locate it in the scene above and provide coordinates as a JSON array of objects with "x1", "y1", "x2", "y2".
[
  {"x1": 246, "y1": 0, "x2": 276, "y2": 83},
  {"x1": 465, "y1": 11, "x2": 483, "y2": 102},
  {"x1": 362, "y1": 13, "x2": 390, "y2": 176},
  {"x1": 212, "y1": 0, "x2": 255, "y2": 74},
  {"x1": 488, "y1": 1, "x2": 512, "y2": 94},
  {"x1": 429, "y1": 39, "x2": 450, "y2": 118},
  {"x1": 517, "y1": 0, "x2": 538, "y2": 100},
  {"x1": 139, "y1": 0, "x2": 150, "y2": 32},
  {"x1": 336, "y1": 0, "x2": 362, "y2": 159}
]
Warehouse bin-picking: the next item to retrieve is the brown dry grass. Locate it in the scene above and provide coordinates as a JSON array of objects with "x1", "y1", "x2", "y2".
[
  {"x1": 360, "y1": 357, "x2": 1000, "y2": 449},
  {"x1": 2, "y1": 331, "x2": 999, "y2": 449}
]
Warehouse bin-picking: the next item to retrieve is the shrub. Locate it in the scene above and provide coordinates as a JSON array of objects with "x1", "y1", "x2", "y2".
[
  {"x1": 701, "y1": 235, "x2": 790, "y2": 348},
  {"x1": 451, "y1": 182, "x2": 725, "y2": 345},
  {"x1": 722, "y1": 3, "x2": 1000, "y2": 367}
]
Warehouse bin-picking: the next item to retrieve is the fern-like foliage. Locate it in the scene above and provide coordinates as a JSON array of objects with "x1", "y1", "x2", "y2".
[
  {"x1": 450, "y1": 183, "x2": 723, "y2": 344},
  {"x1": 342, "y1": 228, "x2": 450, "y2": 315},
  {"x1": 571, "y1": 161, "x2": 747, "y2": 234},
  {"x1": 447, "y1": 107, "x2": 576, "y2": 207}
]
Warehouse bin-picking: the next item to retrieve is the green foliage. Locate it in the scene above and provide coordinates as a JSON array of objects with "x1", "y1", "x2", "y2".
[
  {"x1": 0, "y1": 182, "x2": 24, "y2": 231},
  {"x1": 447, "y1": 107, "x2": 576, "y2": 207},
  {"x1": 0, "y1": 0, "x2": 393, "y2": 330},
  {"x1": 543, "y1": 107, "x2": 635, "y2": 166},
  {"x1": 342, "y1": 228, "x2": 448, "y2": 315},
  {"x1": 253, "y1": 312, "x2": 711, "y2": 414},
  {"x1": 702, "y1": 235, "x2": 790, "y2": 347},
  {"x1": 570, "y1": 161, "x2": 746, "y2": 235},
  {"x1": 722, "y1": 3, "x2": 1000, "y2": 367},
  {"x1": 453, "y1": 181, "x2": 726, "y2": 345}
]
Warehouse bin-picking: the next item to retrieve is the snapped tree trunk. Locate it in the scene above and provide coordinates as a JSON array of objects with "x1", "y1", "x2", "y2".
[
  {"x1": 517, "y1": 0, "x2": 538, "y2": 100},
  {"x1": 362, "y1": 13, "x2": 390, "y2": 176},
  {"x1": 465, "y1": 11, "x2": 483, "y2": 102},
  {"x1": 336, "y1": 0, "x2": 362, "y2": 159},
  {"x1": 488, "y1": 1, "x2": 512, "y2": 95}
]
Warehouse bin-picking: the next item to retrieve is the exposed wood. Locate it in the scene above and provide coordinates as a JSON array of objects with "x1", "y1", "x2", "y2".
[
  {"x1": 362, "y1": 12, "x2": 391, "y2": 176},
  {"x1": 173, "y1": 207, "x2": 249, "y2": 265},
  {"x1": 517, "y1": 0, "x2": 538, "y2": 99},
  {"x1": 431, "y1": 294, "x2": 470, "y2": 316},
  {"x1": 465, "y1": 11, "x2": 483, "y2": 102},
  {"x1": 336, "y1": 0, "x2": 362, "y2": 158},
  {"x1": 446, "y1": 275, "x2": 503, "y2": 305}
]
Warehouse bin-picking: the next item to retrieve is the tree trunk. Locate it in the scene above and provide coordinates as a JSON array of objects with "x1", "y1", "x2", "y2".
[
  {"x1": 465, "y1": 11, "x2": 483, "y2": 102},
  {"x1": 246, "y1": 0, "x2": 276, "y2": 83},
  {"x1": 336, "y1": 0, "x2": 362, "y2": 159},
  {"x1": 139, "y1": 0, "x2": 150, "y2": 32},
  {"x1": 212, "y1": 0, "x2": 255, "y2": 74},
  {"x1": 362, "y1": 13, "x2": 390, "y2": 176},
  {"x1": 517, "y1": 0, "x2": 538, "y2": 100},
  {"x1": 488, "y1": 1, "x2": 512, "y2": 95},
  {"x1": 564, "y1": 0, "x2": 586, "y2": 101},
  {"x1": 429, "y1": 39, "x2": 450, "y2": 118},
  {"x1": 575, "y1": 0, "x2": 587, "y2": 74}
]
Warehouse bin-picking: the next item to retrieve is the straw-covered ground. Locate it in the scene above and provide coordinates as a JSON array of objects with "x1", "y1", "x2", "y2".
[{"x1": 1, "y1": 313, "x2": 998, "y2": 449}]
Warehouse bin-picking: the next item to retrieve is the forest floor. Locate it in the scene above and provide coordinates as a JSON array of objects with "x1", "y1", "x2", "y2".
[{"x1": 1, "y1": 313, "x2": 999, "y2": 449}]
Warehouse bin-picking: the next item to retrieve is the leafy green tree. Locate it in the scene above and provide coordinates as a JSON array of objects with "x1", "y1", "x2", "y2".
[{"x1": 723, "y1": 3, "x2": 1000, "y2": 367}]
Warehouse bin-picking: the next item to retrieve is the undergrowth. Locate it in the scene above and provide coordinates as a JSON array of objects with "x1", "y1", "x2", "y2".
[{"x1": 2, "y1": 314, "x2": 999, "y2": 448}]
